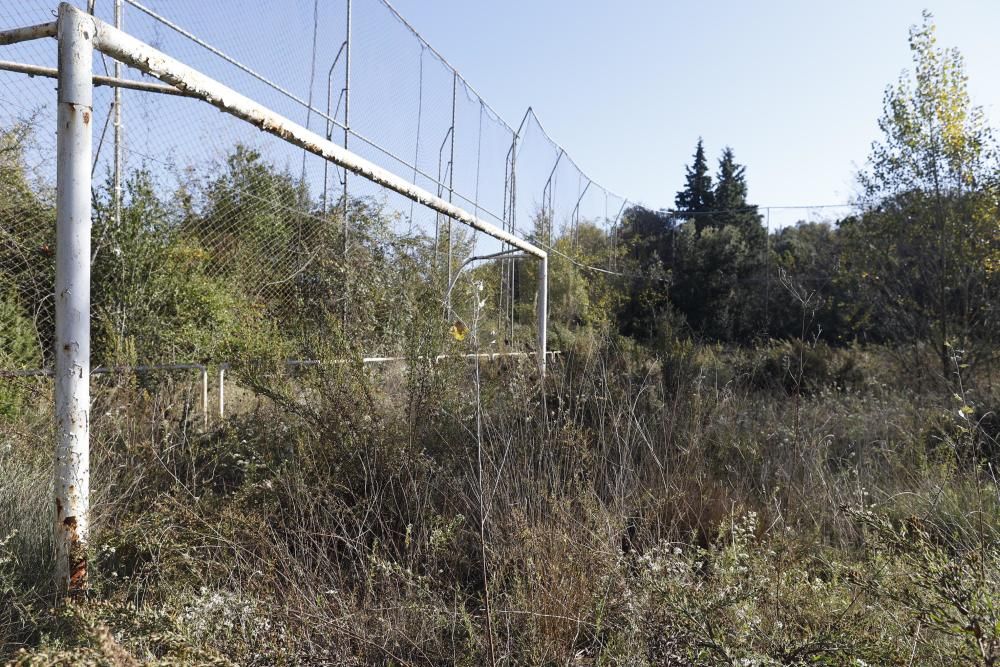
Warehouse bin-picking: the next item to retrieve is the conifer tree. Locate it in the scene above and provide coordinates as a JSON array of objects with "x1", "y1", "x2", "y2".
[
  {"x1": 675, "y1": 139, "x2": 714, "y2": 233},
  {"x1": 713, "y1": 147, "x2": 764, "y2": 246}
]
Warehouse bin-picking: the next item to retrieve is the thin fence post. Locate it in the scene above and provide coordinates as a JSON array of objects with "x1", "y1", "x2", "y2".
[
  {"x1": 446, "y1": 71, "x2": 456, "y2": 312},
  {"x1": 343, "y1": 0, "x2": 351, "y2": 227},
  {"x1": 218, "y1": 365, "x2": 225, "y2": 421},
  {"x1": 342, "y1": 0, "x2": 351, "y2": 327},
  {"x1": 113, "y1": 0, "x2": 122, "y2": 237},
  {"x1": 509, "y1": 126, "x2": 519, "y2": 339},
  {"x1": 201, "y1": 366, "x2": 208, "y2": 430},
  {"x1": 537, "y1": 255, "x2": 547, "y2": 376},
  {"x1": 765, "y1": 207, "x2": 771, "y2": 339},
  {"x1": 54, "y1": 2, "x2": 95, "y2": 597}
]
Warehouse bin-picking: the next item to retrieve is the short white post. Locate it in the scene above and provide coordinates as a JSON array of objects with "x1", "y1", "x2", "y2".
[
  {"x1": 536, "y1": 255, "x2": 548, "y2": 376},
  {"x1": 218, "y1": 366, "x2": 225, "y2": 421},
  {"x1": 53, "y1": 3, "x2": 95, "y2": 596},
  {"x1": 201, "y1": 366, "x2": 208, "y2": 430}
]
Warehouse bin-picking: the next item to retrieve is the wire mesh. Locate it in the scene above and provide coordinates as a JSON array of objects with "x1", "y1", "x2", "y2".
[{"x1": 0, "y1": 0, "x2": 854, "y2": 378}]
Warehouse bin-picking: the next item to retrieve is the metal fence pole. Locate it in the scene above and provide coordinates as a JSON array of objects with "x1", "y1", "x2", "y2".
[
  {"x1": 509, "y1": 123, "x2": 520, "y2": 339},
  {"x1": 342, "y1": 0, "x2": 351, "y2": 327},
  {"x1": 446, "y1": 71, "x2": 456, "y2": 311},
  {"x1": 113, "y1": 0, "x2": 122, "y2": 235},
  {"x1": 536, "y1": 255, "x2": 547, "y2": 375},
  {"x1": 201, "y1": 366, "x2": 208, "y2": 430},
  {"x1": 342, "y1": 0, "x2": 351, "y2": 237},
  {"x1": 611, "y1": 199, "x2": 627, "y2": 271},
  {"x1": 542, "y1": 149, "x2": 564, "y2": 245},
  {"x1": 218, "y1": 365, "x2": 225, "y2": 421},
  {"x1": 54, "y1": 2, "x2": 95, "y2": 596}
]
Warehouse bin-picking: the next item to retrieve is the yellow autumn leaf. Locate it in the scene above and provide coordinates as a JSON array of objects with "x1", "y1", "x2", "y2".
[{"x1": 449, "y1": 320, "x2": 468, "y2": 341}]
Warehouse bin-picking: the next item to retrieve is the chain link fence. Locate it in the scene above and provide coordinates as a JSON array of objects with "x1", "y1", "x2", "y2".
[
  {"x1": 0, "y1": 0, "x2": 637, "y2": 383},
  {"x1": 0, "y1": 1, "x2": 857, "y2": 390}
]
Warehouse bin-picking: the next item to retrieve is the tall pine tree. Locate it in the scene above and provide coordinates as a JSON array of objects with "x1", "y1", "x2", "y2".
[
  {"x1": 675, "y1": 138, "x2": 714, "y2": 233},
  {"x1": 713, "y1": 147, "x2": 764, "y2": 246},
  {"x1": 671, "y1": 144, "x2": 768, "y2": 342}
]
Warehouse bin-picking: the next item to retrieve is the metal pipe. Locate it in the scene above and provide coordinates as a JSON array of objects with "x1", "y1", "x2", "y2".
[
  {"x1": 542, "y1": 149, "x2": 564, "y2": 242},
  {"x1": 287, "y1": 351, "x2": 559, "y2": 366},
  {"x1": 85, "y1": 7, "x2": 545, "y2": 259},
  {"x1": 433, "y1": 125, "x2": 453, "y2": 269},
  {"x1": 53, "y1": 3, "x2": 95, "y2": 597},
  {"x1": 0, "y1": 21, "x2": 56, "y2": 45},
  {"x1": 93, "y1": 362, "x2": 205, "y2": 373},
  {"x1": 570, "y1": 180, "x2": 591, "y2": 248},
  {"x1": 611, "y1": 198, "x2": 628, "y2": 270},
  {"x1": 322, "y1": 40, "x2": 346, "y2": 212},
  {"x1": 496, "y1": 116, "x2": 516, "y2": 333},
  {"x1": 218, "y1": 366, "x2": 225, "y2": 421},
  {"x1": 4, "y1": 363, "x2": 207, "y2": 376},
  {"x1": 446, "y1": 71, "x2": 457, "y2": 309},
  {"x1": 536, "y1": 256, "x2": 548, "y2": 375},
  {"x1": 445, "y1": 249, "x2": 526, "y2": 313},
  {"x1": 201, "y1": 367, "x2": 208, "y2": 430},
  {"x1": 2, "y1": 353, "x2": 561, "y2": 381},
  {"x1": 343, "y1": 0, "x2": 351, "y2": 238},
  {"x1": 509, "y1": 117, "x2": 526, "y2": 339},
  {"x1": 0, "y1": 60, "x2": 191, "y2": 96},
  {"x1": 342, "y1": 0, "x2": 351, "y2": 327},
  {"x1": 113, "y1": 0, "x2": 122, "y2": 258}
]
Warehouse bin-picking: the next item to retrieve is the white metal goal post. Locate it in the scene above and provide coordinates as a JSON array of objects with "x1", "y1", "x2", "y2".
[{"x1": 0, "y1": 2, "x2": 549, "y2": 595}]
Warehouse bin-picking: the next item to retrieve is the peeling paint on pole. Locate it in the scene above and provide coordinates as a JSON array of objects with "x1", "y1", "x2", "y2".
[{"x1": 54, "y1": 3, "x2": 95, "y2": 597}]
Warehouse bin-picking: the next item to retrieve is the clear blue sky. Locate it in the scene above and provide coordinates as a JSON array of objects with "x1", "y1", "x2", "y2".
[
  {"x1": 7, "y1": 0, "x2": 1000, "y2": 230},
  {"x1": 383, "y1": 0, "x2": 1000, "y2": 219}
]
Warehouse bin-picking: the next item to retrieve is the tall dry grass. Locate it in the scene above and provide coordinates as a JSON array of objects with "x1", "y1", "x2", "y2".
[{"x1": 2, "y1": 334, "x2": 998, "y2": 665}]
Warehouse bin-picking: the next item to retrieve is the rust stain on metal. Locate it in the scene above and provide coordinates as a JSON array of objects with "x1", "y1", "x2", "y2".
[
  {"x1": 82, "y1": 110, "x2": 90, "y2": 124},
  {"x1": 63, "y1": 515, "x2": 88, "y2": 595}
]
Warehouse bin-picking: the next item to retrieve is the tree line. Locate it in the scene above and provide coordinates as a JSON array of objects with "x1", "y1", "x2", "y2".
[{"x1": 609, "y1": 13, "x2": 999, "y2": 383}]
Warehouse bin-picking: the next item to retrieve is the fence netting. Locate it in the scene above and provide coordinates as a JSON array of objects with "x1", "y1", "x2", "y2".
[
  {"x1": 1, "y1": 0, "x2": 853, "y2": 385},
  {"x1": 0, "y1": 0, "x2": 637, "y2": 380}
]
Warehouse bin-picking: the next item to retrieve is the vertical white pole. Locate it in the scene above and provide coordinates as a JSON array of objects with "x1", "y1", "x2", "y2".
[
  {"x1": 54, "y1": 2, "x2": 94, "y2": 596},
  {"x1": 113, "y1": 0, "x2": 122, "y2": 231},
  {"x1": 201, "y1": 367, "x2": 208, "y2": 430},
  {"x1": 218, "y1": 366, "x2": 225, "y2": 421},
  {"x1": 343, "y1": 0, "x2": 351, "y2": 224},
  {"x1": 342, "y1": 0, "x2": 351, "y2": 326},
  {"x1": 536, "y1": 256, "x2": 547, "y2": 376}
]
